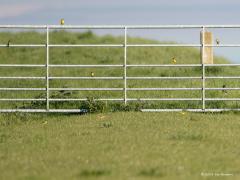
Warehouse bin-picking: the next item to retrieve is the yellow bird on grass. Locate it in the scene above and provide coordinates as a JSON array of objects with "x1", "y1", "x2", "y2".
[{"x1": 91, "y1": 72, "x2": 95, "y2": 77}]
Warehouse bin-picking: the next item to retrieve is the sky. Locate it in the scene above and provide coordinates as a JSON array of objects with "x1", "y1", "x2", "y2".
[
  {"x1": 0, "y1": 0, "x2": 240, "y2": 62},
  {"x1": 1, "y1": 0, "x2": 240, "y2": 25}
]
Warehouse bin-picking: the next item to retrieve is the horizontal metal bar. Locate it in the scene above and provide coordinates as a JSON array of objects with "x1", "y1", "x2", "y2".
[
  {"x1": 48, "y1": 25, "x2": 125, "y2": 29},
  {"x1": 121, "y1": 44, "x2": 240, "y2": 48},
  {"x1": 3, "y1": 98, "x2": 240, "y2": 102},
  {"x1": 49, "y1": 64, "x2": 240, "y2": 68},
  {"x1": 1, "y1": 25, "x2": 240, "y2": 30},
  {"x1": 49, "y1": 64, "x2": 123, "y2": 68},
  {"x1": 204, "y1": 25, "x2": 240, "y2": 28},
  {"x1": 141, "y1": 109, "x2": 204, "y2": 112},
  {"x1": 0, "y1": 109, "x2": 87, "y2": 113},
  {"x1": 3, "y1": 76, "x2": 204, "y2": 80},
  {"x1": 127, "y1": 44, "x2": 201, "y2": 47},
  {"x1": 0, "y1": 109, "x2": 48, "y2": 112},
  {"x1": 49, "y1": 77, "x2": 123, "y2": 80},
  {"x1": 0, "y1": 25, "x2": 198, "y2": 29},
  {"x1": 49, "y1": 88, "x2": 123, "y2": 91},
  {"x1": 127, "y1": 64, "x2": 202, "y2": 67},
  {"x1": 49, "y1": 98, "x2": 124, "y2": 101},
  {"x1": 0, "y1": 64, "x2": 45, "y2": 67},
  {"x1": 128, "y1": 98, "x2": 201, "y2": 101},
  {"x1": 0, "y1": 87, "x2": 237, "y2": 92},
  {"x1": 127, "y1": 88, "x2": 202, "y2": 91},
  {"x1": 206, "y1": 76, "x2": 240, "y2": 79},
  {"x1": 0, "y1": 77, "x2": 45, "y2": 80},
  {"x1": 205, "y1": 88, "x2": 240, "y2": 90},
  {"x1": 128, "y1": 44, "x2": 240, "y2": 48},
  {"x1": 205, "y1": 64, "x2": 240, "y2": 67},
  {"x1": 50, "y1": 64, "x2": 201, "y2": 68},
  {"x1": 48, "y1": 109, "x2": 88, "y2": 113},
  {"x1": 128, "y1": 64, "x2": 240, "y2": 67},
  {"x1": 127, "y1": 77, "x2": 201, "y2": 80},
  {"x1": 205, "y1": 44, "x2": 240, "y2": 47},
  {"x1": 48, "y1": 25, "x2": 200, "y2": 29},
  {"x1": 46, "y1": 76, "x2": 218, "y2": 80},
  {"x1": 0, "y1": 64, "x2": 236, "y2": 68},
  {"x1": 49, "y1": 44, "x2": 124, "y2": 47},
  {"x1": 48, "y1": 98, "x2": 201, "y2": 101},
  {"x1": 1, "y1": 44, "x2": 239, "y2": 48},
  {"x1": 0, "y1": 108, "x2": 238, "y2": 113},
  {"x1": 0, "y1": 88, "x2": 46, "y2": 91},
  {"x1": 141, "y1": 109, "x2": 240, "y2": 112},
  {"x1": 1, "y1": 108, "x2": 240, "y2": 113},
  {"x1": 3, "y1": 98, "x2": 239, "y2": 102},
  {"x1": 0, "y1": 99, "x2": 45, "y2": 101},
  {"x1": 6, "y1": 76, "x2": 240, "y2": 80},
  {"x1": 127, "y1": 25, "x2": 240, "y2": 29},
  {"x1": 0, "y1": 25, "x2": 47, "y2": 29},
  {"x1": 128, "y1": 25, "x2": 240, "y2": 29},
  {"x1": 206, "y1": 98, "x2": 240, "y2": 101},
  {"x1": 49, "y1": 44, "x2": 240, "y2": 48},
  {"x1": 0, "y1": 44, "x2": 46, "y2": 47}
]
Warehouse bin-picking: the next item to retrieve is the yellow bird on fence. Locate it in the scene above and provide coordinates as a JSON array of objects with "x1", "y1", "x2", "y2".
[
  {"x1": 91, "y1": 72, "x2": 95, "y2": 77},
  {"x1": 172, "y1": 57, "x2": 177, "y2": 64},
  {"x1": 60, "y1": 19, "x2": 65, "y2": 25}
]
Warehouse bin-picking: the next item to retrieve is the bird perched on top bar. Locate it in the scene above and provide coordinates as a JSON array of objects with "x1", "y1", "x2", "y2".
[
  {"x1": 7, "y1": 40, "x2": 11, "y2": 47},
  {"x1": 60, "y1": 19, "x2": 65, "y2": 25}
]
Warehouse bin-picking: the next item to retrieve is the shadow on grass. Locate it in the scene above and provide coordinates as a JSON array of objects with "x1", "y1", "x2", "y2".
[
  {"x1": 138, "y1": 168, "x2": 165, "y2": 177},
  {"x1": 78, "y1": 169, "x2": 111, "y2": 178},
  {"x1": 169, "y1": 131, "x2": 204, "y2": 141}
]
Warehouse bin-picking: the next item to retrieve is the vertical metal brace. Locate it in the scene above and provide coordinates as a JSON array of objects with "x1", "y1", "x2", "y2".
[
  {"x1": 46, "y1": 27, "x2": 49, "y2": 110},
  {"x1": 124, "y1": 27, "x2": 127, "y2": 104},
  {"x1": 201, "y1": 26, "x2": 206, "y2": 111}
]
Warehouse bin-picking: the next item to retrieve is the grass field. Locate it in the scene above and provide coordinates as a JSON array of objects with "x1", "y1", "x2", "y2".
[{"x1": 0, "y1": 112, "x2": 240, "y2": 180}]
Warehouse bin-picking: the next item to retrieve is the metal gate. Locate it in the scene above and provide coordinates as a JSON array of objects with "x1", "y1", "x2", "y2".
[{"x1": 0, "y1": 25, "x2": 240, "y2": 112}]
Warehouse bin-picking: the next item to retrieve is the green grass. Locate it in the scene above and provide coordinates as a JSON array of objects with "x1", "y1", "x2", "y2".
[
  {"x1": 1, "y1": 30, "x2": 240, "y2": 110},
  {"x1": 1, "y1": 112, "x2": 240, "y2": 180}
]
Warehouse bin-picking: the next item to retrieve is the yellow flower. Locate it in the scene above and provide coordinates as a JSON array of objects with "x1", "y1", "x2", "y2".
[{"x1": 180, "y1": 112, "x2": 186, "y2": 115}]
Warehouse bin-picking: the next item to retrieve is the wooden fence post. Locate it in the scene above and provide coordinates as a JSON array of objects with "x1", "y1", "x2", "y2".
[{"x1": 201, "y1": 31, "x2": 213, "y2": 64}]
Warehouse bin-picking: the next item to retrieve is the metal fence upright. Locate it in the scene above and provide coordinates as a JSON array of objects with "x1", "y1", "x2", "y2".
[
  {"x1": 124, "y1": 27, "x2": 128, "y2": 104},
  {"x1": 46, "y1": 26, "x2": 50, "y2": 111},
  {"x1": 201, "y1": 26, "x2": 206, "y2": 111}
]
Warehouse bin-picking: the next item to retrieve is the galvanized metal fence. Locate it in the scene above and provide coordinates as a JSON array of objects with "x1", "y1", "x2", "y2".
[{"x1": 0, "y1": 25, "x2": 240, "y2": 112}]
